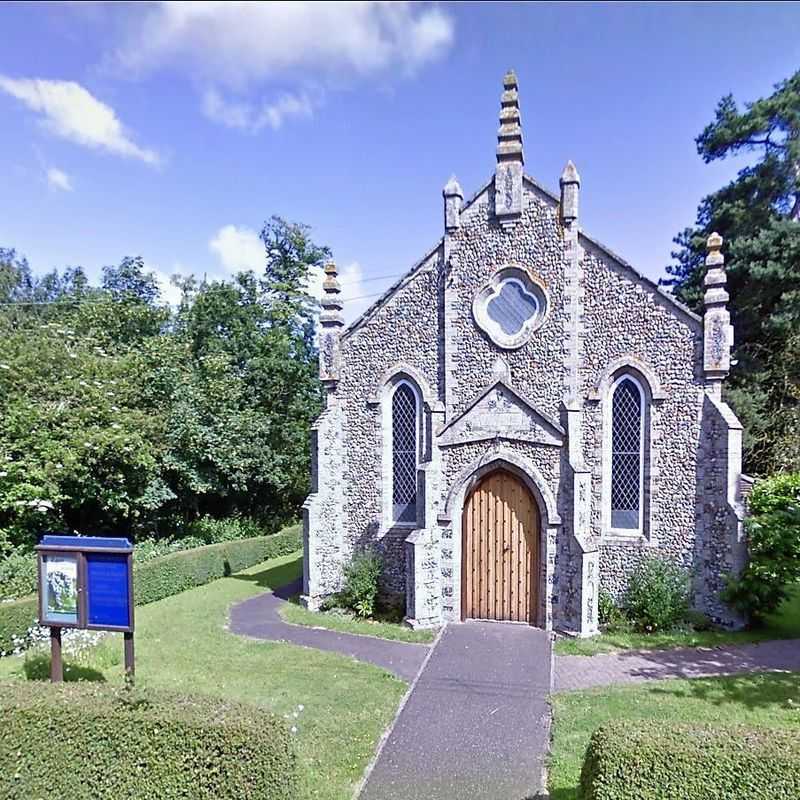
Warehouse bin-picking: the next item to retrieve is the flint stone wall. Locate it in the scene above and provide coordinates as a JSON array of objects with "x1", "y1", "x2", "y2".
[{"x1": 307, "y1": 178, "x2": 743, "y2": 630}]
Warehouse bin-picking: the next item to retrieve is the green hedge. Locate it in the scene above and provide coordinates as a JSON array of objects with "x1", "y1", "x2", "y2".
[
  {"x1": 580, "y1": 720, "x2": 800, "y2": 800},
  {"x1": 0, "y1": 524, "x2": 301, "y2": 655},
  {"x1": 134, "y1": 525, "x2": 301, "y2": 605},
  {"x1": 0, "y1": 595, "x2": 38, "y2": 655},
  {"x1": 0, "y1": 681, "x2": 297, "y2": 800}
]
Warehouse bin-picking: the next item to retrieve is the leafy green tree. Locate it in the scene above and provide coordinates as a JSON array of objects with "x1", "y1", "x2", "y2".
[
  {"x1": 0, "y1": 217, "x2": 326, "y2": 552},
  {"x1": 665, "y1": 71, "x2": 800, "y2": 472}
]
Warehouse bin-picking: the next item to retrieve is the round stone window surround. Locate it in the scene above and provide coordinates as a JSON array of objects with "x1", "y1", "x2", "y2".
[{"x1": 472, "y1": 266, "x2": 550, "y2": 349}]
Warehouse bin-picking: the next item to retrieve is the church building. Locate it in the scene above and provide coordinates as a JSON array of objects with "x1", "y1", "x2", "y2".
[{"x1": 302, "y1": 71, "x2": 747, "y2": 636}]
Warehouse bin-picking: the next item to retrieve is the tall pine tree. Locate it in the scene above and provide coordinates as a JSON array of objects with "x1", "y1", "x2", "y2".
[{"x1": 665, "y1": 71, "x2": 800, "y2": 473}]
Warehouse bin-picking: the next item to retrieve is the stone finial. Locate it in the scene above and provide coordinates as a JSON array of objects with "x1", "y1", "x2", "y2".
[
  {"x1": 443, "y1": 175, "x2": 464, "y2": 232},
  {"x1": 560, "y1": 160, "x2": 581, "y2": 224},
  {"x1": 497, "y1": 70, "x2": 523, "y2": 165},
  {"x1": 494, "y1": 69, "x2": 524, "y2": 228},
  {"x1": 319, "y1": 260, "x2": 344, "y2": 385},
  {"x1": 703, "y1": 233, "x2": 733, "y2": 387}
]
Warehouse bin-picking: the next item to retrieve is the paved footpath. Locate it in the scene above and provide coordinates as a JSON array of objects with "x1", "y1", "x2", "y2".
[
  {"x1": 228, "y1": 579, "x2": 428, "y2": 682},
  {"x1": 555, "y1": 638, "x2": 800, "y2": 692},
  {"x1": 360, "y1": 623, "x2": 552, "y2": 800}
]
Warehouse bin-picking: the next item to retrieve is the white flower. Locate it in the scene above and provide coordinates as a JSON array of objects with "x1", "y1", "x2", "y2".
[
  {"x1": 0, "y1": 364, "x2": 9, "y2": 370},
  {"x1": 0, "y1": 471, "x2": 7, "y2": 478},
  {"x1": 290, "y1": 726, "x2": 297, "y2": 734}
]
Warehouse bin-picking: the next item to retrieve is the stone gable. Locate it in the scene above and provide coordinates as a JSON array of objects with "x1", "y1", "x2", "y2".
[
  {"x1": 302, "y1": 71, "x2": 746, "y2": 637},
  {"x1": 438, "y1": 381, "x2": 564, "y2": 448}
]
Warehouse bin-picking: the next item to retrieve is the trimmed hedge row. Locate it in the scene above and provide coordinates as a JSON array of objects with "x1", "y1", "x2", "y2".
[
  {"x1": 0, "y1": 595, "x2": 37, "y2": 654},
  {"x1": 134, "y1": 525, "x2": 301, "y2": 605},
  {"x1": 0, "y1": 524, "x2": 301, "y2": 654},
  {"x1": 0, "y1": 681, "x2": 297, "y2": 800},
  {"x1": 580, "y1": 720, "x2": 800, "y2": 800}
]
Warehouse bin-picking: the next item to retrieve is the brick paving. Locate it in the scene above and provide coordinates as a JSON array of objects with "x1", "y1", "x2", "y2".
[{"x1": 555, "y1": 638, "x2": 800, "y2": 692}]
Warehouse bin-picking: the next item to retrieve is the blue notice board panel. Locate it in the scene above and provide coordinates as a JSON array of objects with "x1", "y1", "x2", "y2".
[{"x1": 86, "y1": 553, "x2": 131, "y2": 628}]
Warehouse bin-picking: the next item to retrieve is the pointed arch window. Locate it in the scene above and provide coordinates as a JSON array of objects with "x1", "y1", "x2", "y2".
[
  {"x1": 392, "y1": 382, "x2": 419, "y2": 523},
  {"x1": 610, "y1": 376, "x2": 644, "y2": 531}
]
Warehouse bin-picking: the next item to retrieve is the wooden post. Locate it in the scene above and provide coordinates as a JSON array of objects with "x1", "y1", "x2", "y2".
[
  {"x1": 50, "y1": 627, "x2": 63, "y2": 683},
  {"x1": 124, "y1": 632, "x2": 135, "y2": 683}
]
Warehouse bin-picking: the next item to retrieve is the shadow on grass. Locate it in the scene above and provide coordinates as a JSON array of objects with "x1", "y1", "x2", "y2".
[
  {"x1": 231, "y1": 554, "x2": 302, "y2": 591},
  {"x1": 646, "y1": 670, "x2": 800, "y2": 711},
  {"x1": 23, "y1": 652, "x2": 106, "y2": 683}
]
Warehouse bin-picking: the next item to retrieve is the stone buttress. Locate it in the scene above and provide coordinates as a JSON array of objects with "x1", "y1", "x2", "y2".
[{"x1": 302, "y1": 72, "x2": 751, "y2": 634}]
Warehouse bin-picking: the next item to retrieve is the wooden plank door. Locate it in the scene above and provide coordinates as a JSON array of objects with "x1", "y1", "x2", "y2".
[{"x1": 462, "y1": 470, "x2": 539, "y2": 624}]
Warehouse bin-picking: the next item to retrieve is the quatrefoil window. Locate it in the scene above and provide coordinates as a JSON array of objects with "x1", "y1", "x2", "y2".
[{"x1": 473, "y1": 267, "x2": 548, "y2": 349}]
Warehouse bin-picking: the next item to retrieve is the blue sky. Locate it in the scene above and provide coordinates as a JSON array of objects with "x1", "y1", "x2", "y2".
[{"x1": 1, "y1": 2, "x2": 799, "y2": 319}]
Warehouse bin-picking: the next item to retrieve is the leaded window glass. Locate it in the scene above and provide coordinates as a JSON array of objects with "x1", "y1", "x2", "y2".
[
  {"x1": 486, "y1": 279, "x2": 540, "y2": 337},
  {"x1": 392, "y1": 383, "x2": 418, "y2": 523},
  {"x1": 610, "y1": 377, "x2": 642, "y2": 530}
]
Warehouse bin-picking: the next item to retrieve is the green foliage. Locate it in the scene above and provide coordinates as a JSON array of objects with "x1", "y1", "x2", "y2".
[
  {"x1": 339, "y1": 550, "x2": 383, "y2": 618},
  {"x1": 579, "y1": 721, "x2": 800, "y2": 800},
  {"x1": 665, "y1": 71, "x2": 800, "y2": 472},
  {"x1": 0, "y1": 516, "x2": 273, "y2": 601},
  {"x1": 723, "y1": 473, "x2": 800, "y2": 620},
  {"x1": 597, "y1": 588, "x2": 620, "y2": 628},
  {"x1": 0, "y1": 217, "x2": 325, "y2": 551},
  {"x1": 133, "y1": 528, "x2": 301, "y2": 605},
  {"x1": 623, "y1": 557, "x2": 690, "y2": 632},
  {"x1": 0, "y1": 681, "x2": 297, "y2": 800},
  {"x1": 0, "y1": 596, "x2": 37, "y2": 655},
  {"x1": 186, "y1": 514, "x2": 270, "y2": 543},
  {"x1": 0, "y1": 526, "x2": 301, "y2": 655},
  {"x1": 0, "y1": 548, "x2": 36, "y2": 601}
]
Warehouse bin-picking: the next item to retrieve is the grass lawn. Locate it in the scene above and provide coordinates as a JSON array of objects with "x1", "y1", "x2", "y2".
[
  {"x1": 548, "y1": 670, "x2": 800, "y2": 800},
  {"x1": 555, "y1": 584, "x2": 800, "y2": 656},
  {"x1": 281, "y1": 597, "x2": 437, "y2": 644},
  {"x1": 0, "y1": 552, "x2": 406, "y2": 800}
]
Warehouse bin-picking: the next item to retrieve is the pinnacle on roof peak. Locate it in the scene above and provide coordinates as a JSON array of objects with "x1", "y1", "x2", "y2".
[
  {"x1": 560, "y1": 160, "x2": 581, "y2": 185},
  {"x1": 496, "y1": 70, "x2": 523, "y2": 166},
  {"x1": 443, "y1": 175, "x2": 463, "y2": 197}
]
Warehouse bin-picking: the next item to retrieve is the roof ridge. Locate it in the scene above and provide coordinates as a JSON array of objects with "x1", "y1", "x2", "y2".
[{"x1": 341, "y1": 171, "x2": 700, "y2": 338}]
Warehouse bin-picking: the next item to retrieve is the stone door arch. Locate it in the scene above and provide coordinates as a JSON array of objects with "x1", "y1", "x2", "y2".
[{"x1": 462, "y1": 469, "x2": 540, "y2": 623}]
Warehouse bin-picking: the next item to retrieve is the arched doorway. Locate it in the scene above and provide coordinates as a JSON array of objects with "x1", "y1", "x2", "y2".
[{"x1": 461, "y1": 469, "x2": 540, "y2": 623}]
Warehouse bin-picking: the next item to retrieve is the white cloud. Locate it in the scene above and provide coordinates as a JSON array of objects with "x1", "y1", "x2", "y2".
[
  {"x1": 46, "y1": 166, "x2": 73, "y2": 192},
  {"x1": 155, "y1": 271, "x2": 184, "y2": 307},
  {"x1": 115, "y1": 3, "x2": 454, "y2": 88},
  {"x1": 0, "y1": 76, "x2": 159, "y2": 164},
  {"x1": 146, "y1": 263, "x2": 185, "y2": 307},
  {"x1": 306, "y1": 260, "x2": 369, "y2": 324},
  {"x1": 209, "y1": 224, "x2": 264, "y2": 273},
  {"x1": 202, "y1": 88, "x2": 314, "y2": 132},
  {"x1": 209, "y1": 224, "x2": 370, "y2": 323},
  {"x1": 259, "y1": 92, "x2": 314, "y2": 131}
]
